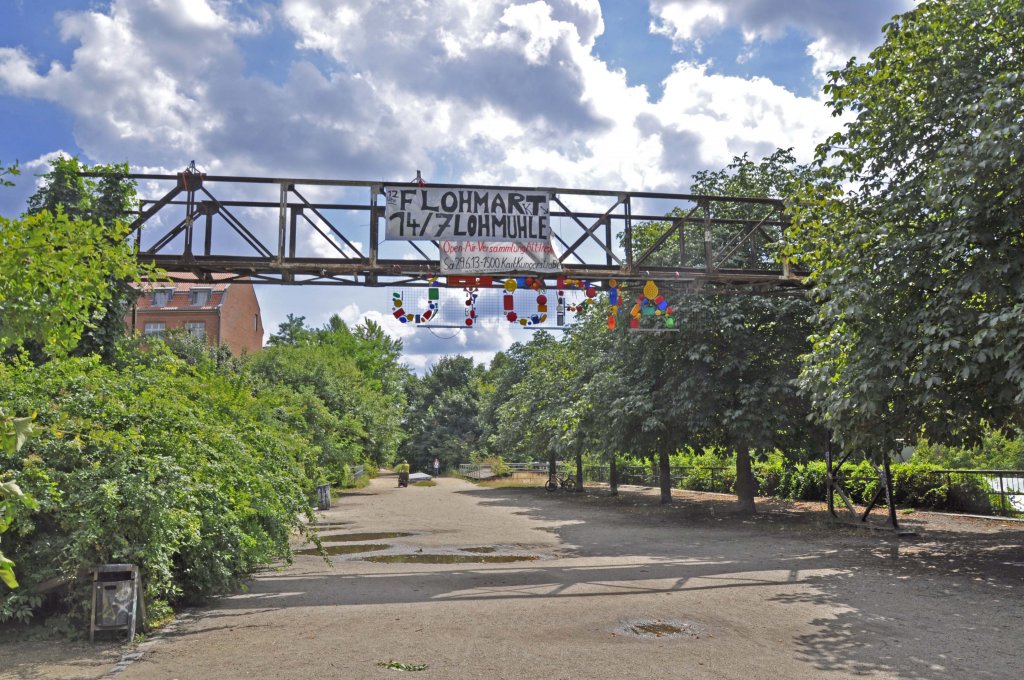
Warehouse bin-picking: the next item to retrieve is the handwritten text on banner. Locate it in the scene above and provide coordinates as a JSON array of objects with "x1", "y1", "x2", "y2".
[{"x1": 384, "y1": 187, "x2": 550, "y2": 242}]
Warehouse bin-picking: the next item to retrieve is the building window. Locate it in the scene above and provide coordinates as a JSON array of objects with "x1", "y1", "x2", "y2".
[
  {"x1": 190, "y1": 288, "x2": 211, "y2": 306},
  {"x1": 152, "y1": 288, "x2": 174, "y2": 307},
  {"x1": 185, "y1": 321, "x2": 206, "y2": 339},
  {"x1": 143, "y1": 322, "x2": 166, "y2": 338}
]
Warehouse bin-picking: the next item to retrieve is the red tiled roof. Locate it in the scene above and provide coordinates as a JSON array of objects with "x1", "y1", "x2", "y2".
[
  {"x1": 133, "y1": 272, "x2": 233, "y2": 294},
  {"x1": 132, "y1": 273, "x2": 231, "y2": 310}
]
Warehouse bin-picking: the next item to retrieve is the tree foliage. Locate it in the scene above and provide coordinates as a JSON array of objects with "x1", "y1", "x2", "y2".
[
  {"x1": 401, "y1": 355, "x2": 487, "y2": 472},
  {"x1": 788, "y1": 0, "x2": 1024, "y2": 451},
  {"x1": 249, "y1": 315, "x2": 407, "y2": 472},
  {"x1": 1, "y1": 156, "x2": 151, "y2": 360},
  {"x1": 0, "y1": 349, "x2": 319, "y2": 623},
  {"x1": 0, "y1": 161, "x2": 18, "y2": 188},
  {"x1": 0, "y1": 210, "x2": 144, "y2": 358},
  {"x1": 1, "y1": 413, "x2": 37, "y2": 590},
  {"x1": 469, "y1": 150, "x2": 823, "y2": 511}
]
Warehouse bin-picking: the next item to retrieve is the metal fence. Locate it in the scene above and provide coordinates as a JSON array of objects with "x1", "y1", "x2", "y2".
[
  {"x1": 918, "y1": 469, "x2": 1024, "y2": 515},
  {"x1": 459, "y1": 462, "x2": 1024, "y2": 517},
  {"x1": 583, "y1": 464, "x2": 734, "y2": 493}
]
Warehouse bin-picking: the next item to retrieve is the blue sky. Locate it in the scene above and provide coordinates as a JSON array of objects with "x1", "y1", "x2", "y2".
[{"x1": 0, "y1": 0, "x2": 913, "y2": 371}]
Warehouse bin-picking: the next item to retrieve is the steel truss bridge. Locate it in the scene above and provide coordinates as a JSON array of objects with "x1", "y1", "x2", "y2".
[
  {"x1": 119, "y1": 167, "x2": 806, "y2": 291},
  {"x1": 116, "y1": 167, "x2": 923, "y2": 532}
]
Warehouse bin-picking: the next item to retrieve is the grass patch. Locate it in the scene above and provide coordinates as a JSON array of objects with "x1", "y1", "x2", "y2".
[
  {"x1": 412, "y1": 480, "x2": 436, "y2": 487},
  {"x1": 348, "y1": 474, "x2": 373, "y2": 490}
]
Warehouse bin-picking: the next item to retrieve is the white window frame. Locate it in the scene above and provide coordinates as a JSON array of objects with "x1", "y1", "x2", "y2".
[
  {"x1": 189, "y1": 288, "x2": 212, "y2": 306},
  {"x1": 143, "y1": 322, "x2": 166, "y2": 338},
  {"x1": 184, "y1": 321, "x2": 206, "y2": 339},
  {"x1": 152, "y1": 288, "x2": 174, "y2": 307}
]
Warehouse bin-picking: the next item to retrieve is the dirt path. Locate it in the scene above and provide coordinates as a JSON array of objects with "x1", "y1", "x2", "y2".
[{"x1": 3, "y1": 475, "x2": 1022, "y2": 679}]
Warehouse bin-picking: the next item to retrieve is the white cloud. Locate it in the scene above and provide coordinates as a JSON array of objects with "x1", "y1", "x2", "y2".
[
  {"x1": 650, "y1": 1, "x2": 726, "y2": 44},
  {"x1": 335, "y1": 292, "x2": 532, "y2": 373},
  {"x1": 24, "y1": 149, "x2": 72, "y2": 171},
  {"x1": 1, "y1": 0, "x2": 853, "y2": 369},
  {"x1": 650, "y1": 0, "x2": 914, "y2": 76}
]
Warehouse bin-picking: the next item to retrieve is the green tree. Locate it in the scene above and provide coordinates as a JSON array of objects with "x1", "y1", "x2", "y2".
[
  {"x1": 1, "y1": 161, "x2": 18, "y2": 188},
  {"x1": 1, "y1": 413, "x2": 37, "y2": 590},
  {"x1": 615, "y1": 150, "x2": 824, "y2": 510},
  {"x1": 5, "y1": 156, "x2": 149, "y2": 360},
  {"x1": 485, "y1": 333, "x2": 561, "y2": 464},
  {"x1": 788, "y1": 0, "x2": 1024, "y2": 451},
  {"x1": 249, "y1": 316, "x2": 407, "y2": 471},
  {"x1": 401, "y1": 355, "x2": 486, "y2": 472},
  {"x1": 0, "y1": 211, "x2": 146, "y2": 359},
  {"x1": 0, "y1": 352, "x2": 318, "y2": 623},
  {"x1": 267, "y1": 314, "x2": 313, "y2": 346},
  {"x1": 1, "y1": 157, "x2": 152, "y2": 360}
]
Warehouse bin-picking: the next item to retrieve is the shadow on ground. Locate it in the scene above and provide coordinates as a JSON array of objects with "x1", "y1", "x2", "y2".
[{"x1": 180, "y1": 485, "x2": 1024, "y2": 680}]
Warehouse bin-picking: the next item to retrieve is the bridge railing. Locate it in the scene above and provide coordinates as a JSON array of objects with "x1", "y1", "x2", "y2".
[{"x1": 458, "y1": 462, "x2": 552, "y2": 477}]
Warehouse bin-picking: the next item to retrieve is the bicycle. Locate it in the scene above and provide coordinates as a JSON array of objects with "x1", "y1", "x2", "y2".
[{"x1": 545, "y1": 471, "x2": 575, "y2": 492}]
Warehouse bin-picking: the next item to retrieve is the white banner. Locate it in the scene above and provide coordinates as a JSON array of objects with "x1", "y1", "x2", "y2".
[
  {"x1": 439, "y1": 240, "x2": 562, "y2": 274},
  {"x1": 384, "y1": 186, "x2": 550, "y2": 242}
]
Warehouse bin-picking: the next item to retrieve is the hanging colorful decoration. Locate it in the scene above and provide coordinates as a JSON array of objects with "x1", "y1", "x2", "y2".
[
  {"x1": 392, "y1": 275, "x2": 441, "y2": 324},
  {"x1": 503, "y1": 276, "x2": 548, "y2": 326},
  {"x1": 464, "y1": 287, "x2": 480, "y2": 326},
  {"x1": 447, "y1": 275, "x2": 493, "y2": 288},
  {"x1": 629, "y1": 280, "x2": 675, "y2": 329},
  {"x1": 607, "y1": 279, "x2": 620, "y2": 330},
  {"x1": 555, "y1": 277, "x2": 597, "y2": 316}
]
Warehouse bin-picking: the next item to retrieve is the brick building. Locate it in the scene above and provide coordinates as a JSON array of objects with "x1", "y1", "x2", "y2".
[{"x1": 127, "y1": 273, "x2": 264, "y2": 355}]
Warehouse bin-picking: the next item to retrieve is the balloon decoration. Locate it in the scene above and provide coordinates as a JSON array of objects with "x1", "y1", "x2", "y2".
[
  {"x1": 502, "y1": 276, "x2": 548, "y2": 326},
  {"x1": 629, "y1": 280, "x2": 675, "y2": 329},
  {"x1": 392, "y1": 275, "x2": 441, "y2": 324}
]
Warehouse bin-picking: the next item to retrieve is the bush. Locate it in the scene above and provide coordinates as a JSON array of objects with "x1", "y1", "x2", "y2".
[
  {"x1": 0, "y1": 352, "x2": 319, "y2": 626},
  {"x1": 478, "y1": 456, "x2": 511, "y2": 477},
  {"x1": 752, "y1": 451, "x2": 786, "y2": 497}
]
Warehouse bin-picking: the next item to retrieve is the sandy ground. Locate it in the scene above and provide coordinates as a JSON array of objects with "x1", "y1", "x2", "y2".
[{"x1": 2, "y1": 474, "x2": 1022, "y2": 680}]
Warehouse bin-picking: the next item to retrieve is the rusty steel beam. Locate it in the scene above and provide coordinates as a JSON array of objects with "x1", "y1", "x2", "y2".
[{"x1": 115, "y1": 170, "x2": 805, "y2": 291}]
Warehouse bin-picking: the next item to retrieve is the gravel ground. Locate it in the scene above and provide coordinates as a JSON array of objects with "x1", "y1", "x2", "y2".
[{"x1": 2, "y1": 474, "x2": 1022, "y2": 679}]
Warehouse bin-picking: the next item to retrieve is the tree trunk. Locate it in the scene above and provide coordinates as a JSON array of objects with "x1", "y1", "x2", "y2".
[
  {"x1": 549, "y1": 455, "x2": 556, "y2": 479},
  {"x1": 735, "y1": 443, "x2": 756, "y2": 514},
  {"x1": 609, "y1": 456, "x2": 618, "y2": 496},
  {"x1": 658, "y1": 449, "x2": 672, "y2": 504},
  {"x1": 575, "y1": 452, "x2": 584, "y2": 493}
]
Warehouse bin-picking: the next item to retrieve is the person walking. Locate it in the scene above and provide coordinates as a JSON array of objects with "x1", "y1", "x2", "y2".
[{"x1": 433, "y1": 456, "x2": 441, "y2": 478}]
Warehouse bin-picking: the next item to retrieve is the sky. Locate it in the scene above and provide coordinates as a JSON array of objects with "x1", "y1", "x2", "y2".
[{"x1": 0, "y1": 0, "x2": 914, "y2": 372}]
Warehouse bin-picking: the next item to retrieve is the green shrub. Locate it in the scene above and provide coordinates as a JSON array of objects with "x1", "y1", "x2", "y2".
[
  {"x1": 752, "y1": 451, "x2": 786, "y2": 497},
  {"x1": 479, "y1": 456, "x2": 511, "y2": 477},
  {"x1": 0, "y1": 352, "x2": 319, "y2": 626}
]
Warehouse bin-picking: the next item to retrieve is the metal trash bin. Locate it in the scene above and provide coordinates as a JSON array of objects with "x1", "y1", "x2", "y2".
[
  {"x1": 316, "y1": 484, "x2": 331, "y2": 510},
  {"x1": 90, "y1": 564, "x2": 142, "y2": 642}
]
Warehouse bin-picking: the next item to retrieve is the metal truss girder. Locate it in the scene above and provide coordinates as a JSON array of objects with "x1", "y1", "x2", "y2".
[{"x1": 119, "y1": 171, "x2": 805, "y2": 291}]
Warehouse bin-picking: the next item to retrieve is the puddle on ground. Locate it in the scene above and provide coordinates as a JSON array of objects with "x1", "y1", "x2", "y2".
[
  {"x1": 314, "y1": 531, "x2": 413, "y2": 542},
  {"x1": 460, "y1": 547, "x2": 498, "y2": 553},
  {"x1": 633, "y1": 623, "x2": 684, "y2": 636},
  {"x1": 362, "y1": 554, "x2": 538, "y2": 564},
  {"x1": 616, "y1": 619, "x2": 705, "y2": 640},
  {"x1": 295, "y1": 544, "x2": 389, "y2": 556},
  {"x1": 308, "y1": 522, "x2": 351, "y2": 529}
]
